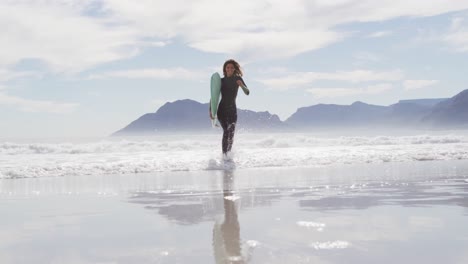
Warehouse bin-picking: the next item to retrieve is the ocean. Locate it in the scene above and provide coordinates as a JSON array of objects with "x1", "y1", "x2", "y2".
[
  {"x1": 1, "y1": 131, "x2": 468, "y2": 178},
  {"x1": 1, "y1": 131, "x2": 468, "y2": 263}
]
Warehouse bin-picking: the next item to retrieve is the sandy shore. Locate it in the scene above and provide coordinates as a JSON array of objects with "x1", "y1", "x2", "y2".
[{"x1": 1, "y1": 160, "x2": 468, "y2": 263}]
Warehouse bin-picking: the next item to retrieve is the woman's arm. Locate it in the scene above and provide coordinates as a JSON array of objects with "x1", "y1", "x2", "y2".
[{"x1": 236, "y1": 79, "x2": 250, "y2": 95}]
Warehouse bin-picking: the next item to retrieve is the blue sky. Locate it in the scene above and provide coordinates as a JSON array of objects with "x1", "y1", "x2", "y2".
[{"x1": 1, "y1": 0, "x2": 468, "y2": 138}]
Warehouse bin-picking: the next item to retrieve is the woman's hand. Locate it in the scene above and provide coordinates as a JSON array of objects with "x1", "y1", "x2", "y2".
[{"x1": 237, "y1": 80, "x2": 250, "y2": 95}]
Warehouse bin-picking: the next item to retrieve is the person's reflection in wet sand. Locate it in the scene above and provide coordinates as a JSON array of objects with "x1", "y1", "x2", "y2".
[{"x1": 212, "y1": 169, "x2": 246, "y2": 264}]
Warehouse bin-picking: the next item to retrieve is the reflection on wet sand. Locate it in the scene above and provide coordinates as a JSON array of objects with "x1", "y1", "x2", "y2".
[
  {"x1": 121, "y1": 161, "x2": 468, "y2": 263},
  {"x1": 212, "y1": 170, "x2": 247, "y2": 264},
  {"x1": 2, "y1": 160, "x2": 468, "y2": 264},
  {"x1": 127, "y1": 174, "x2": 282, "y2": 226},
  {"x1": 298, "y1": 180, "x2": 468, "y2": 211}
]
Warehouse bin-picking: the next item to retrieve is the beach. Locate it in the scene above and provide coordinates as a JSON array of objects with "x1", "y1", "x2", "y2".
[
  {"x1": 1, "y1": 159, "x2": 468, "y2": 264},
  {"x1": 3, "y1": 1, "x2": 468, "y2": 262}
]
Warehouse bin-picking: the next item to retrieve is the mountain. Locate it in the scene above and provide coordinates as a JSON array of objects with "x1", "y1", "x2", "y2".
[
  {"x1": 285, "y1": 97, "x2": 452, "y2": 128},
  {"x1": 114, "y1": 100, "x2": 208, "y2": 135},
  {"x1": 113, "y1": 99, "x2": 284, "y2": 135},
  {"x1": 112, "y1": 90, "x2": 467, "y2": 135},
  {"x1": 422, "y1": 89, "x2": 468, "y2": 127},
  {"x1": 387, "y1": 98, "x2": 447, "y2": 124},
  {"x1": 285, "y1": 101, "x2": 391, "y2": 127},
  {"x1": 396, "y1": 98, "x2": 447, "y2": 107},
  {"x1": 237, "y1": 109, "x2": 284, "y2": 130}
]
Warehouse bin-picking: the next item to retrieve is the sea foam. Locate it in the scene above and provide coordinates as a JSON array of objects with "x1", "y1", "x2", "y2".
[{"x1": 1, "y1": 133, "x2": 467, "y2": 178}]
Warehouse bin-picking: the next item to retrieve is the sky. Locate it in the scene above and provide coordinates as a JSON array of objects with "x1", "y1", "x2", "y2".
[{"x1": 1, "y1": 0, "x2": 468, "y2": 138}]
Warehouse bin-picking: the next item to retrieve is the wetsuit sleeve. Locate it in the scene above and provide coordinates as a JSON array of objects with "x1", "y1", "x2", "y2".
[{"x1": 238, "y1": 77, "x2": 250, "y2": 95}]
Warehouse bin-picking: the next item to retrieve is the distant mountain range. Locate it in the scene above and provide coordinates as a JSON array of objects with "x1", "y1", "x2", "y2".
[
  {"x1": 113, "y1": 100, "x2": 284, "y2": 135},
  {"x1": 112, "y1": 89, "x2": 468, "y2": 135},
  {"x1": 422, "y1": 89, "x2": 468, "y2": 126}
]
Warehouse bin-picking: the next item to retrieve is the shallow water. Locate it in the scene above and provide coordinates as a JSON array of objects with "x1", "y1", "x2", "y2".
[
  {"x1": 1, "y1": 160, "x2": 468, "y2": 263},
  {"x1": 2, "y1": 132, "x2": 468, "y2": 178}
]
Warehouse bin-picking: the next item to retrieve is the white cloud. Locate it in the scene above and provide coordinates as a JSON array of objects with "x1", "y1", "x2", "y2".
[
  {"x1": 443, "y1": 16, "x2": 468, "y2": 52},
  {"x1": 100, "y1": 0, "x2": 468, "y2": 61},
  {"x1": 367, "y1": 31, "x2": 393, "y2": 38},
  {"x1": 368, "y1": 83, "x2": 394, "y2": 92},
  {"x1": 256, "y1": 67, "x2": 290, "y2": 75},
  {"x1": 403, "y1": 79, "x2": 439, "y2": 90},
  {"x1": 0, "y1": 69, "x2": 39, "y2": 82},
  {"x1": 0, "y1": 1, "x2": 146, "y2": 73},
  {"x1": 306, "y1": 83, "x2": 393, "y2": 98},
  {"x1": 258, "y1": 70, "x2": 404, "y2": 90},
  {"x1": 307, "y1": 88, "x2": 361, "y2": 98},
  {"x1": 450, "y1": 17, "x2": 465, "y2": 30},
  {"x1": 88, "y1": 67, "x2": 206, "y2": 80},
  {"x1": 2, "y1": 0, "x2": 468, "y2": 75},
  {"x1": 353, "y1": 52, "x2": 382, "y2": 63},
  {"x1": 188, "y1": 30, "x2": 345, "y2": 62},
  {"x1": 0, "y1": 92, "x2": 79, "y2": 113},
  {"x1": 353, "y1": 52, "x2": 383, "y2": 67}
]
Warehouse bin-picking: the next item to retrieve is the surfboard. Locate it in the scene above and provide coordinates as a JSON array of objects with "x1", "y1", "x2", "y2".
[{"x1": 210, "y1": 72, "x2": 222, "y2": 127}]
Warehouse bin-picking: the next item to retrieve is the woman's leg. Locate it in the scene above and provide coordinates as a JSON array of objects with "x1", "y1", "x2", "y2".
[
  {"x1": 219, "y1": 116, "x2": 229, "y2": 154},
  {"x1": 225, "y1": 112, "x2": 237, "y2": 153},
  {"x1": 225, "y1": 121, "x2": 236, "y2": 153},
  {"x1": 219, "y1": 112, "x2": 237, "y2": 154}
]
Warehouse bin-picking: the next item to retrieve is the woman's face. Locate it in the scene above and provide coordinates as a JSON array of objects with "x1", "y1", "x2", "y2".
[{"x1": 225, "y1": 63, "x2": 235, "y2": 77}]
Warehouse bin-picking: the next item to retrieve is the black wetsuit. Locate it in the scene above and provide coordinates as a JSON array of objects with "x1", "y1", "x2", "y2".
[{"x1": 217, "y1": 76, "x2": 246, "y2": 154}]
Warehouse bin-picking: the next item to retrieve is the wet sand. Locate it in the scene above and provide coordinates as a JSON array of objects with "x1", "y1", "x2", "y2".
[{"x1": 1, "y1": 160, "x2": 468, "y2": 263}]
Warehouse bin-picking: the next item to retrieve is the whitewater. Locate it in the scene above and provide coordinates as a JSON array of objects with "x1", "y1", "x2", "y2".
[{"x1": 1, "y1": 132, "x2": 468, "y2": 179}]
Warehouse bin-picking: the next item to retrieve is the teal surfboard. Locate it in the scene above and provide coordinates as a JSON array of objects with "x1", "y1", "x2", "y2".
[{"x1": 210, "y1": 72, "x2": 222, "y2": 127}]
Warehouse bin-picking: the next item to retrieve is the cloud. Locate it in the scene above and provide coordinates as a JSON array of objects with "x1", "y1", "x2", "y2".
[
  {"x1": 403, "y1": 79, "x2": 439, "y2": 90},
  {"x1": 367, "y1": 31, "x2": 393, "y2": 38},
  {"x1": 2, "y1": 0, "x2": 468, "y2": 75},
  {"x1": 0, "y1": 1, "x2": 146, "y2": 73},
  {"x1": 88, "y1": 67, "x2": 206, "y2": 80},
  {"x1": 0, "y1": 92, "x2": 79, "y2": 113},
  {"x1": 256, "y1": 67, "x2": 290, "y2": 75},
  {"x1": 188, "y1": 30, "x2": 345, "y2": 62},
  {"x1": 306, "y1": 83, "x2": 393, "y2": 98},
  {"x1": 443, "y1": 16, "x2": 468, "y2": 52},
  {"x1": 100, "y1": 0, "x2": 468, "y2": 61},
  {"x1": 353, "y1": 51, "x2": 382, "y2": 67},
  {"x1": 258, "y1": 70, "x2": 404, "y2": 90},
  {"x1": 0, "y1": 69, "x2": 39, "y2": 82}
]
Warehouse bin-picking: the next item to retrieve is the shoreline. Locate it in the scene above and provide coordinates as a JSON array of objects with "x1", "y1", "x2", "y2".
[{"x1": 2, "y1": 159, "x2": 467, "y2": 197}]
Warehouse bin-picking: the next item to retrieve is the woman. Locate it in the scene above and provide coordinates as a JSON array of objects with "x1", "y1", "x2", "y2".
[{"x1": 211, "y1": 59, "x2": 250, "y2": 157}]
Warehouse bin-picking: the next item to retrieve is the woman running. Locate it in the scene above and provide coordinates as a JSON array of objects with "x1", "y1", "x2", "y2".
[{"x1": 211, "y1": 59, "x2": 250, "y2": 157}]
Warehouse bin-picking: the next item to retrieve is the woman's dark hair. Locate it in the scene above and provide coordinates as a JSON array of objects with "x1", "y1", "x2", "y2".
[{"x1": 223, "y1": 59, "x2": 243, "y2": 77}]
